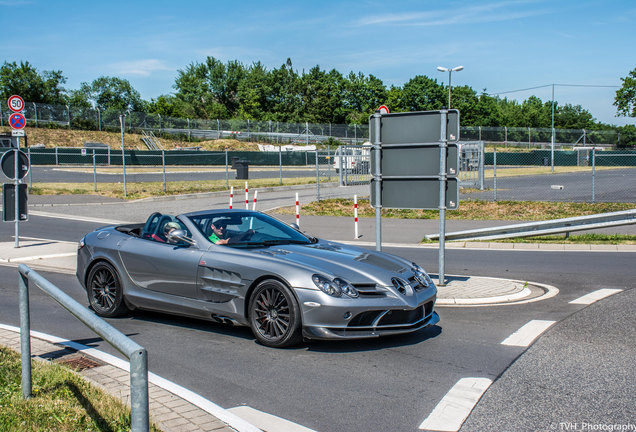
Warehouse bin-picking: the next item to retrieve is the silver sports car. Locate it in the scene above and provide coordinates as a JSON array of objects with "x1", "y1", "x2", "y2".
[{"x1": 76, "y1": 209, "x2": 439, "y2": 347}]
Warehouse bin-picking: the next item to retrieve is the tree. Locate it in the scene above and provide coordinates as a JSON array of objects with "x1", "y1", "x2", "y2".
[
  {"x1": 299, "y1": 66, "x2": 345, "y2": 123},
  {"x1": 147, "y1": 94, "x2": 195, "y2": 118},
  {"x1": 342, "y1": 72, "x2": 387, "y2": 124},
  {"x1": 174, "y1": 56, "x2": 246, "y2": 119},
  {"x1": 0, "y1": 61, "x2": 67, "y2": 105},
  {"x1": 237, "y1": 61, "x2": 271, "y2": 120},
  {"x1": 78, "y1": 76, "x2": 146, "y2": 112},
  {"x1": 555, "y1": 104, "x2": 595, "y2": 129},
  {"x1": 615, "y1": 68, "x2": 636, "y2": 117},
  {"x1": 267, "y1": 58, "x2": 302, "y2": 122},
  {"x1": 400, "y1": 75, "x2": 445, "y2": 112}
]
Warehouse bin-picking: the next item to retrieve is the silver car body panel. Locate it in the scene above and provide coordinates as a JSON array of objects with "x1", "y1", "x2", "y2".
[{"x1": 77, "y1": 209, "x2": 439, "y2": 341}]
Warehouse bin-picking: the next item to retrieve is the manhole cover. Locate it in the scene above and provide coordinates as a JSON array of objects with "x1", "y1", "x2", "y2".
[{"x1": 56, "y1": 354, "x2": 104, "y2": 371}]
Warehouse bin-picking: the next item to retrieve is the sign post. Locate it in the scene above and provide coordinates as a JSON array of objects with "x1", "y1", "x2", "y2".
[
  {"x1": 5, "y1": 95, "x2": 29, "y2": 247},
  {"x1": 369, "y1": 109, "x2": 460, "y2": 283}
]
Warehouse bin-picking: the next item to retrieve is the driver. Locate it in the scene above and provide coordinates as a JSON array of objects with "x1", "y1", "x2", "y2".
[{"x1": 209, "y1": 220, "x2": 230, "y2": 245}]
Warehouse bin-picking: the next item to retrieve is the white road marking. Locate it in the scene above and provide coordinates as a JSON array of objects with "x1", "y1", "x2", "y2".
[
  {"x1": 569, "y1": 288, "x2": 623, "y2": 305},
  {"x1": 29, "y1": 210, "x2": 131, "y2": 225},
  {"x1": 0, "y1": 324, "x2": 261, "y2": 432},
  {"x1": 501, "y1": 320, "x2": 556, "y2": 347},
  {"x1": 419, "y1": 377, "x2": 493, "y2": 431},
  {"x1": 228, "y1": 406, "x2": 317, "y2": 432},
  {"x1": 8, "y1": 252, "x2": 76, "y2": 262}
]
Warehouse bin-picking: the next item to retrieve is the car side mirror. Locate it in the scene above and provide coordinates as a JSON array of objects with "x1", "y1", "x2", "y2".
[
  {"x1": 167, "y1": 229, "x2": 196, "y2": 246},
  {"x1": 289, "y1": 223, "x2": 300, "y2": 231}
]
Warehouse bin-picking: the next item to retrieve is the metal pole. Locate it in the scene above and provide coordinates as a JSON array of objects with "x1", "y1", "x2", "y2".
[
  {"x1": 551, "y1": 83, "x2": 555, "y2": 173},
  {"x1": 494, "y1": 148, "x2": 497, "y2": 201},
  {"x1": 592, "y1": 148, "x2": 596, "y2": 202},
  {"x1": 33, "y1": 102, "x2": 38, "y2": 128},
  {"x1": 279, "y1": 145, "x2": 282, "y2": 185},
  {"x1": 504, "y1": 126, "x2": 508, "y2": 149},
  {"x1": 225, "y1": 148, "x2": 229, "y2": 189},
  {"x1": 98, "y1": 109, "x2": 101, "y2": 131},
  {"x1": 315, "y1": 150, "x2": 320, "y2": 201},
  {"x1": 130, "y1": 348, "x2": 149, "y2": 432},
  {"x1": 93, "y1": 149, "x2": 97, "y2": 192},
  {"x1": 19, "y1": 270, "x2": 32, "y2": 399},
  {"x1": 448, "y1": 70, "x2": 452, "y2": 109},
  {"x1": 187, "y1": 118, "x2": 191, "y2": 143},
  {"x1": 328, "y1": 145, "x2": 332, "y2": 180},
  {"x1": 66, "y1": 104, "x2": 71, "y2": 128},
  {"x1": 479, "y1": 141, "x2": 485, "y2": 191},
  {"x1": 28, "y1": 147, "x2": 32, "y2": 190},
  {"x1": 438, "y1": 110, "x2": 448, "y2": 286},
  {"x1": 15, "y1": 143, "x2": 20, "y2": 248},
  {"x1": 162, "y1": 150, "x2": 166, "y2": 193},
  {"x1": 306, "y1": 122, "x2": 309, "y2": 145},
  {"x1": 120, "y1": 115, "x2": 127, "y2": 197},
  {"x1": 55, "y1": 147, "x2": 58, "y2": 165},
  {"x1": 372, "y1": 112, "x2": 382, "y2": 251}
]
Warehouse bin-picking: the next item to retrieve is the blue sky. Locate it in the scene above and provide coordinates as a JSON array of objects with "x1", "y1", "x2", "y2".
[{"x1": 1, "y1": 0, "x2": 634, "y2": 126}]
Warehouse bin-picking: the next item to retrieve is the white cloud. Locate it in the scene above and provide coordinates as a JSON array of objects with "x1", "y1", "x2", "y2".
[
  {"x1": 356, "y1": 0, "x2": 549, "y2": 27},
  {"x1": 109, "y1": 59, "x2": 171, "y2": 77}
]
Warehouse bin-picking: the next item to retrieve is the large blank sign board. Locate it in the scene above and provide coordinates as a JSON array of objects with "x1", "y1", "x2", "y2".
[
  {"x1": 369, "y1": 109, "x2": 460, "y2": 210},
  {"x1": 369, "y1": 110, "x2": 459, "y2": 144},
  {"x1": 371, "y1": 178, "x2": 459, "y2": 210},
  {"x1": 371, "y1": 145, "x2": 459, "y2": 177}
]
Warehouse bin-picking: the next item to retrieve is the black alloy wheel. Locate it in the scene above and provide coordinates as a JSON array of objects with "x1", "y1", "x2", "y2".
[
  {"x1": 87, "y1": 262, "x2": 129, "y2": 317},
  {"x1": 249, "y1": 279, "x2": 302, "y2": 347}
]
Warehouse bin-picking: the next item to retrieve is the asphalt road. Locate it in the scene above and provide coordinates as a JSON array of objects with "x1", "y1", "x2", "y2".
[
  {"x1": 1, "y1": 211, "x2": 634, "y2": 432},
  {"x1": 464, "y1": 167, "x2": 636, "y2": 202}
]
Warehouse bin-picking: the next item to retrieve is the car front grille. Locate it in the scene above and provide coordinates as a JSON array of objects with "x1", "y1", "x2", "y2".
[{"x1": 346, "y1": 301, "x2": 434, "y2": 330}]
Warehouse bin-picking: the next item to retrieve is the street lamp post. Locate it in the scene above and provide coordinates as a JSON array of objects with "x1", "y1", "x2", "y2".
[{"x1": 437, "y1": 66, "x2": 464, "y2": 108}]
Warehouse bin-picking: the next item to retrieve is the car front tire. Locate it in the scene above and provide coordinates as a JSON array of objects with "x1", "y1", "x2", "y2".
[
  {"x1": 87, "y1": 262, "x2": 130, "y2": 317},
  {"x1": 249, "y1": 279, "x2": 302, "y2": 348}
]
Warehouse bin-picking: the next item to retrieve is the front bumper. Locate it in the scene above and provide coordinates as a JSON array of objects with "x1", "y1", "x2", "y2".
[{"x1": 296, "y1": 285, "x2": 439, "y2": 340}]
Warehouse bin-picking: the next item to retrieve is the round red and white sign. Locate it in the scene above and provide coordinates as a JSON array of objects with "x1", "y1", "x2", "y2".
[
  {"x1": 8, "y1": 95, "x2": 25, "y2": 112},
  {"x1": 378, "y1": 105, "x2": 390, "y2": 114}
]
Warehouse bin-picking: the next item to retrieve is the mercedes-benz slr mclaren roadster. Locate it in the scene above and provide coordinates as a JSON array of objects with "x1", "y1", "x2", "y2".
[{"x1": 76, "y1": 209, "x2": 439, "y2": 347}]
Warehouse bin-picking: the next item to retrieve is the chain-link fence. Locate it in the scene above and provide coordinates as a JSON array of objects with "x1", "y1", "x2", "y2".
[
  {"x1": 9, "y1": 144, "x2": 634, "y2": 203},
  {"x1": 458, "y1": 149, "x2": 636, "y2": 203},
  {"x1": 1, "y1": 101, "x2": 633, "y2": 147}
]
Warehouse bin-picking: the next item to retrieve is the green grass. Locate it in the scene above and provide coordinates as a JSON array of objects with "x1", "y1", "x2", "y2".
[
  {"x1": 490, "y1": 233, "x2": 636, "y2": 244},
  {"x1": 0, "y1": 346, "x2": 161, "y2": 432},
  {"x1": 278, "y1": 198, "x2": 634, "y2": 221}
]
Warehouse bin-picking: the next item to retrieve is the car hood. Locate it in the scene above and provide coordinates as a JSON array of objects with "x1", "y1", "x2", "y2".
[{"x1": 250, "y1": 240, "x2": 414, "y2": 285}]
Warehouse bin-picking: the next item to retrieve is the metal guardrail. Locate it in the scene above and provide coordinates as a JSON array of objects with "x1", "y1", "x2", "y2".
[
  {"x1": 17, "y1": 264, "x2": 149, "y2": 432},
  {"x1": 425, "y1": 209, "x2": 636, "y2": 241}
]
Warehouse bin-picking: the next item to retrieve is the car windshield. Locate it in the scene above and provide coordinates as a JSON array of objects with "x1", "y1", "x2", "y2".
[{"x1": 188, "y1": 211, "x2": 314, "y2": 247}]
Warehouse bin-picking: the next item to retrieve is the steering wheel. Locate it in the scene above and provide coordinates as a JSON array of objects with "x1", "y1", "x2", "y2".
[{"x1": 228, "y1": 229, "x2": 255, "y2": 244}]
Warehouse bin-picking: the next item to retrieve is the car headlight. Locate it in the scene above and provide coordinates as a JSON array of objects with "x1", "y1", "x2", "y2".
[
  {"x1": 78, "y1": 236, "x2": 86, "y2": 250},
  {"x1": 312, "y1": 274, "x2": 359, "y2": 298}
]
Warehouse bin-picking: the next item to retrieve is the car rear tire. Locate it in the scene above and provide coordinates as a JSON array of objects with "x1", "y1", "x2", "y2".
[
  {"x1": 87, "y1": 262, "x2": 129, "y2": 317},
  {"x1": 249, "y1": 279, "x2": 302, "y2": 348}
]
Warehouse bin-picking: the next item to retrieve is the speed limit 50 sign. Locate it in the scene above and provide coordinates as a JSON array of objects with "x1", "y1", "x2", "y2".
[{"x1": 8, "y1": 95, "x2": 25, "y2": 112}]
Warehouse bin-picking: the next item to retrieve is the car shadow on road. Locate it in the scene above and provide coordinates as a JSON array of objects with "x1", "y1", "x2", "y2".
[
  {"x1": 307, "y1": 325, "x2": 442, "y2": 353},
  {"x1": 126, "y1": 310, "x2": 256, "y2": 341}
]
